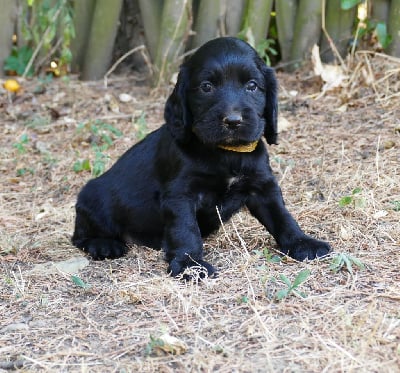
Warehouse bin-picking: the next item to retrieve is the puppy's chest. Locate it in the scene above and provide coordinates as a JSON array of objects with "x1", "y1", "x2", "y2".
[
  {"x1": 196, "y1": 174, "x2": 245, "y2": 205},
  {"x1": 226, "y1": 175, "x2": 242, "y2": 189}
]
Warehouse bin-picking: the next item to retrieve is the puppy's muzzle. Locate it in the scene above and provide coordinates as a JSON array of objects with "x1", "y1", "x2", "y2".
[{"x1": 223, "y1": 113, "x2": 243, "y2": 128}]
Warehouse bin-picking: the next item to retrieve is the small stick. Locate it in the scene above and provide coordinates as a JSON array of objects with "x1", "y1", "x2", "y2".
[{"x1": 103, "y1": 45, "x2": 148, "y2": 88}]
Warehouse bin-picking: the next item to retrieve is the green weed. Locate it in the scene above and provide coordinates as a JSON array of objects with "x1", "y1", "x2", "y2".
[
  {"x1": 13, "y1": 134, "x2": 30, "y2": 154},
  {"x1": 77, "y1": 120, "x2": 122, "y2": 147},
  {"x1": 341, "y1": 0, "x2": 392, "y2": 49},
  {"x1": 391, "y1": 201, "x2": 400, "y2": 211},
  {"x1": 16, "y1": 167, "x2": 35, "y2": 177},
  {"x1": 73, "y1": 158, "x2": 91, "y2": 173},
  {"x1": 133, "y1": 111, "x2": 148, "y2": 141},
  {"x1": 145, "y1": 335, "x2": 165, "y2": 356},
  {"x1": 71, "y1": 275, "x2": 90, "y2": 290},
  {"x1": 4, "y1": 0, "x2": 75, "y2": 76},
  {"x1": 74, "y1": 120, "x2": 121, "y2": 176},
  {"x1": 254, "y1": 247, "x2": 281, "y2": 264},
  {"x1": 91, "y1": 146, "x2": 109, "y2": 177},
  {"x1": 4, "y1": 46, "x2": 34, "y2": 76},
  {"x1": 273, "y1": 269, "x2": 311, "y2": 300},
  {"x1": 339, "y1": 188, "x2": 365, "y2": 208},
  {"x1": 329, "y1": 253, "x2": 365, "y2": 275}
]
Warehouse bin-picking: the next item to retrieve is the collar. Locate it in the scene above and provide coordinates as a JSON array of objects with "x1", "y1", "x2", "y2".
[{"x1": 217, "y1": 140, "x2": 259, "y2": 153}]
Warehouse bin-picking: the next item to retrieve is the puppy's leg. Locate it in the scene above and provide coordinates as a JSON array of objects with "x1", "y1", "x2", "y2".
[
  {"x1": 72, "y1": 204, "x2": 127, "y2": 260},
  {"x1": 246, "y1": 179, "x2": 331, "y2": 260},
  {"x1": 161, "y1": 199, "x2": 216, "y2": 278}
]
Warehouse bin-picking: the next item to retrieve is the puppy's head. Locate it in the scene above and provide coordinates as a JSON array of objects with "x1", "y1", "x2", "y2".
[{"x1": 165, "y1": 37, "x2": 278, "y2": 146}]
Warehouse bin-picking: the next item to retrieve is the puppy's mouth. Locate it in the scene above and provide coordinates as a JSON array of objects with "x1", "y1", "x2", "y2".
[{"x1": 192, "y1": 118, "x2": 263, "y2": 148}]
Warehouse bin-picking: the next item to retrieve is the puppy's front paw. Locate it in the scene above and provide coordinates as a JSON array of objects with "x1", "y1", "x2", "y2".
[
  {"x1": 285, "y1": 236, "x2": 331, "y2": 261},
  {"x1": 84, "y1": 238, "x2": 128, "y2": 260},
  {"x1": 168, "y1": 257, "x2": 217, "y2": 279}
]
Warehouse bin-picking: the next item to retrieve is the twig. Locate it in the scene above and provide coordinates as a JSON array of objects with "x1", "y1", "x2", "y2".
[
  {"x1": 22, "y1": 0, "x2": 65, "y2": 78},
  {"x1": 215, "y1": 206, "x2": 236, "y2": 248},
  {"x1": 36, "y1": 38, "x2": 63, "y2": 72},
  {"x1": 321, "y1": 0, "x2": 347, "y2": 70},
  {"x1": 103, "y1": 45, "x2": 148, "y2": 88},
  {"x1": 375, "y1": 135, "x2": 381, "y2": 186}
]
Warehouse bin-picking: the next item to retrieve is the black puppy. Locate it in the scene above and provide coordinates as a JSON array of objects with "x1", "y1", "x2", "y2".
[{"x1": 72, "y1": 37, "x2": 330, "y2": 277}]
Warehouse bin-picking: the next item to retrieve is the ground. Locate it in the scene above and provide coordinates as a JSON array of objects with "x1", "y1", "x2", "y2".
[{"x1": 1, "y1": 53, "x2": 399, "y2": 372}]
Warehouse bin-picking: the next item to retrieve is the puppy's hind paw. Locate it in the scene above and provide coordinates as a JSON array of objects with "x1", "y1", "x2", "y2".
[
  {"x1": 286, "y1": 236, "x2": 331, "y2": 261},
  {"x1": 168, "y1": 258, "x2": 217, "y2": 280},
  {"x1": 83, "y1": 238, "x2": 128, "y2": 260}
]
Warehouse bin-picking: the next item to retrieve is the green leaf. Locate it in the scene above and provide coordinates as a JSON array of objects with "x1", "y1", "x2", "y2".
[
  {"x1": 375, "y1": 22, "x2": 392, "y2": 49},
  {"x1": 339, "y1": 196, "x2": 353, "y2": 207},
  {"x1": 4, "y1": 46, "x2": 34, "y2": 76},
  {"x1": 241, "y1": 296, "x2": 249, "y2": 304},
  {"x1": 269, "y1": 255, "x2": 281, "y2": 263},
  {"x1": 73, "y1": 159, "x2": 91, "y2": 173},
  {"x1": 71, "y1": 275, "x2": 90, "y2": 289},
  {"x1": 348, "y1": 255, "x2": 365, "y2": 270},
  {"x1": 329, "y1": 255, "x2": 342, "y2": 272},
  {"x1": 391, "y1": 201, "x2": 400, "y2": 211},
  {"x1": 294, "y1": 290, "x2": 307, "y2": 299},
  {"x1": 292, "y1": 269, "x2": 311, "y2": 288},
  {"x1": 278, "y1": 274, "x2": 292, "y2": 287},
  {"x1": 352, "y1": 187, "x2": 362, "y2": 195},
  {"x1": 340, "y1": 254, "x2": 353, "y2": 274},
  {"x1": 341, "y1": 0, "x2": 363, "y2": 10},
  {"x1": 276, "y1": 289, "x2": 289, "y2": 300}
]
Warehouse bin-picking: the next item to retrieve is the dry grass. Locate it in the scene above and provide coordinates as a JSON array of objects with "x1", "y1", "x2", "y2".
[{"x1": 1, "y1": 54, "x2": 399, "y2": 372}]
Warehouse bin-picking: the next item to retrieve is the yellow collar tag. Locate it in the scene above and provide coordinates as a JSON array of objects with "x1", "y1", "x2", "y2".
[{"x1": 218, "y1": 141, "x2": 259, "y2": 153}]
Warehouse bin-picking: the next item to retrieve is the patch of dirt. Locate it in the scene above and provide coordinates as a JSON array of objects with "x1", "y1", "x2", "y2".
[{"x1": 1, "y1": 54, "x2": 399, "y2": 372}]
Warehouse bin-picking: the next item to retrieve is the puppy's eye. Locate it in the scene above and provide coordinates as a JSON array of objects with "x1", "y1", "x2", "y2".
[
  {"x1": 246, "y1": 80, "x2": 258, "y2": 92},
  {"x1": 200, "y1": 81, "x2": 213, "y2": 93}
]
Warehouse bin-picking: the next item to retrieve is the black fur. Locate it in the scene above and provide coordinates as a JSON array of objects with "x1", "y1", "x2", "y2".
[{"x1": 72, "y1": 37, "x2": 330, "y2": 277}]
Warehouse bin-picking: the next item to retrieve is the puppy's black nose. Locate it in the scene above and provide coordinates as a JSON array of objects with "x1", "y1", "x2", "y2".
[{"x1": 223, "y1": 113, "x2": 243, "y2": 127}]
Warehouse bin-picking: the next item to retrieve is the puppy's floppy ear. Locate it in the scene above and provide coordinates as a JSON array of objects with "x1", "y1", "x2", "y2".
[
  {"x1": 262, "y1": 66, "x2": 279, "y2": 145},
  {"x1": 164, "y1": 66, "x2": 192, "y2": 142}
]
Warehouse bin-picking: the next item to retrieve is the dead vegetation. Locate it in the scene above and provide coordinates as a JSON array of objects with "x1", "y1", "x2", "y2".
[{"x1": 1, "y1": 52, "x2": 399, "y2": 372}]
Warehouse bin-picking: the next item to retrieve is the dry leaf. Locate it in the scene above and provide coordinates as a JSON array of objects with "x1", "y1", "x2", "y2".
[
  {"x1": 373, "y1": 210, "x2": 388, "y2": 219},
  {"x1": 312, "y1": 45, "x2": 347, "y2": 93},
  {"x1": 154, "y1": 334, "x2": 187, "y2": 355},
  {"x1": 278, "y1": 115, "x2": 292, "y2": 132},
  {"x1": 340, "y1": 225, "x2": 353, "y2": 240}
]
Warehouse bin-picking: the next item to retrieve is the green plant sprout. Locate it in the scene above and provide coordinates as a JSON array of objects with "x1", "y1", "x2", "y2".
[
  {"x1": 13, "y1": 134, "x2": 30, "y2": 154},
  {"x1": 74, "y1": 120, "x2": 121, "y2": 176},
  {"x1": 391, "y1": 201, "x2": 400, "y2": 211},
  {"x1": 254, "y1": 247, "x2": 281, "y2": 264},
  {"x1": 133, "y1": 111, "x2": 148, "y2": 141},
  {"x1": 273, "y1": 269, "x2": 311, "y2": 301},
  {"x1": 339, "y1": 188, "x2": 365, "y2": 208},
  {"x1": 329, "y1": 253, "x2": 365, "y2": 275}
]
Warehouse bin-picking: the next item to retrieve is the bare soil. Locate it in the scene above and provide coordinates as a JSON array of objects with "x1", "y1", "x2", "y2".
[{"x1": 1, "y1": 53, "x2": 399, "y2": 372}]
